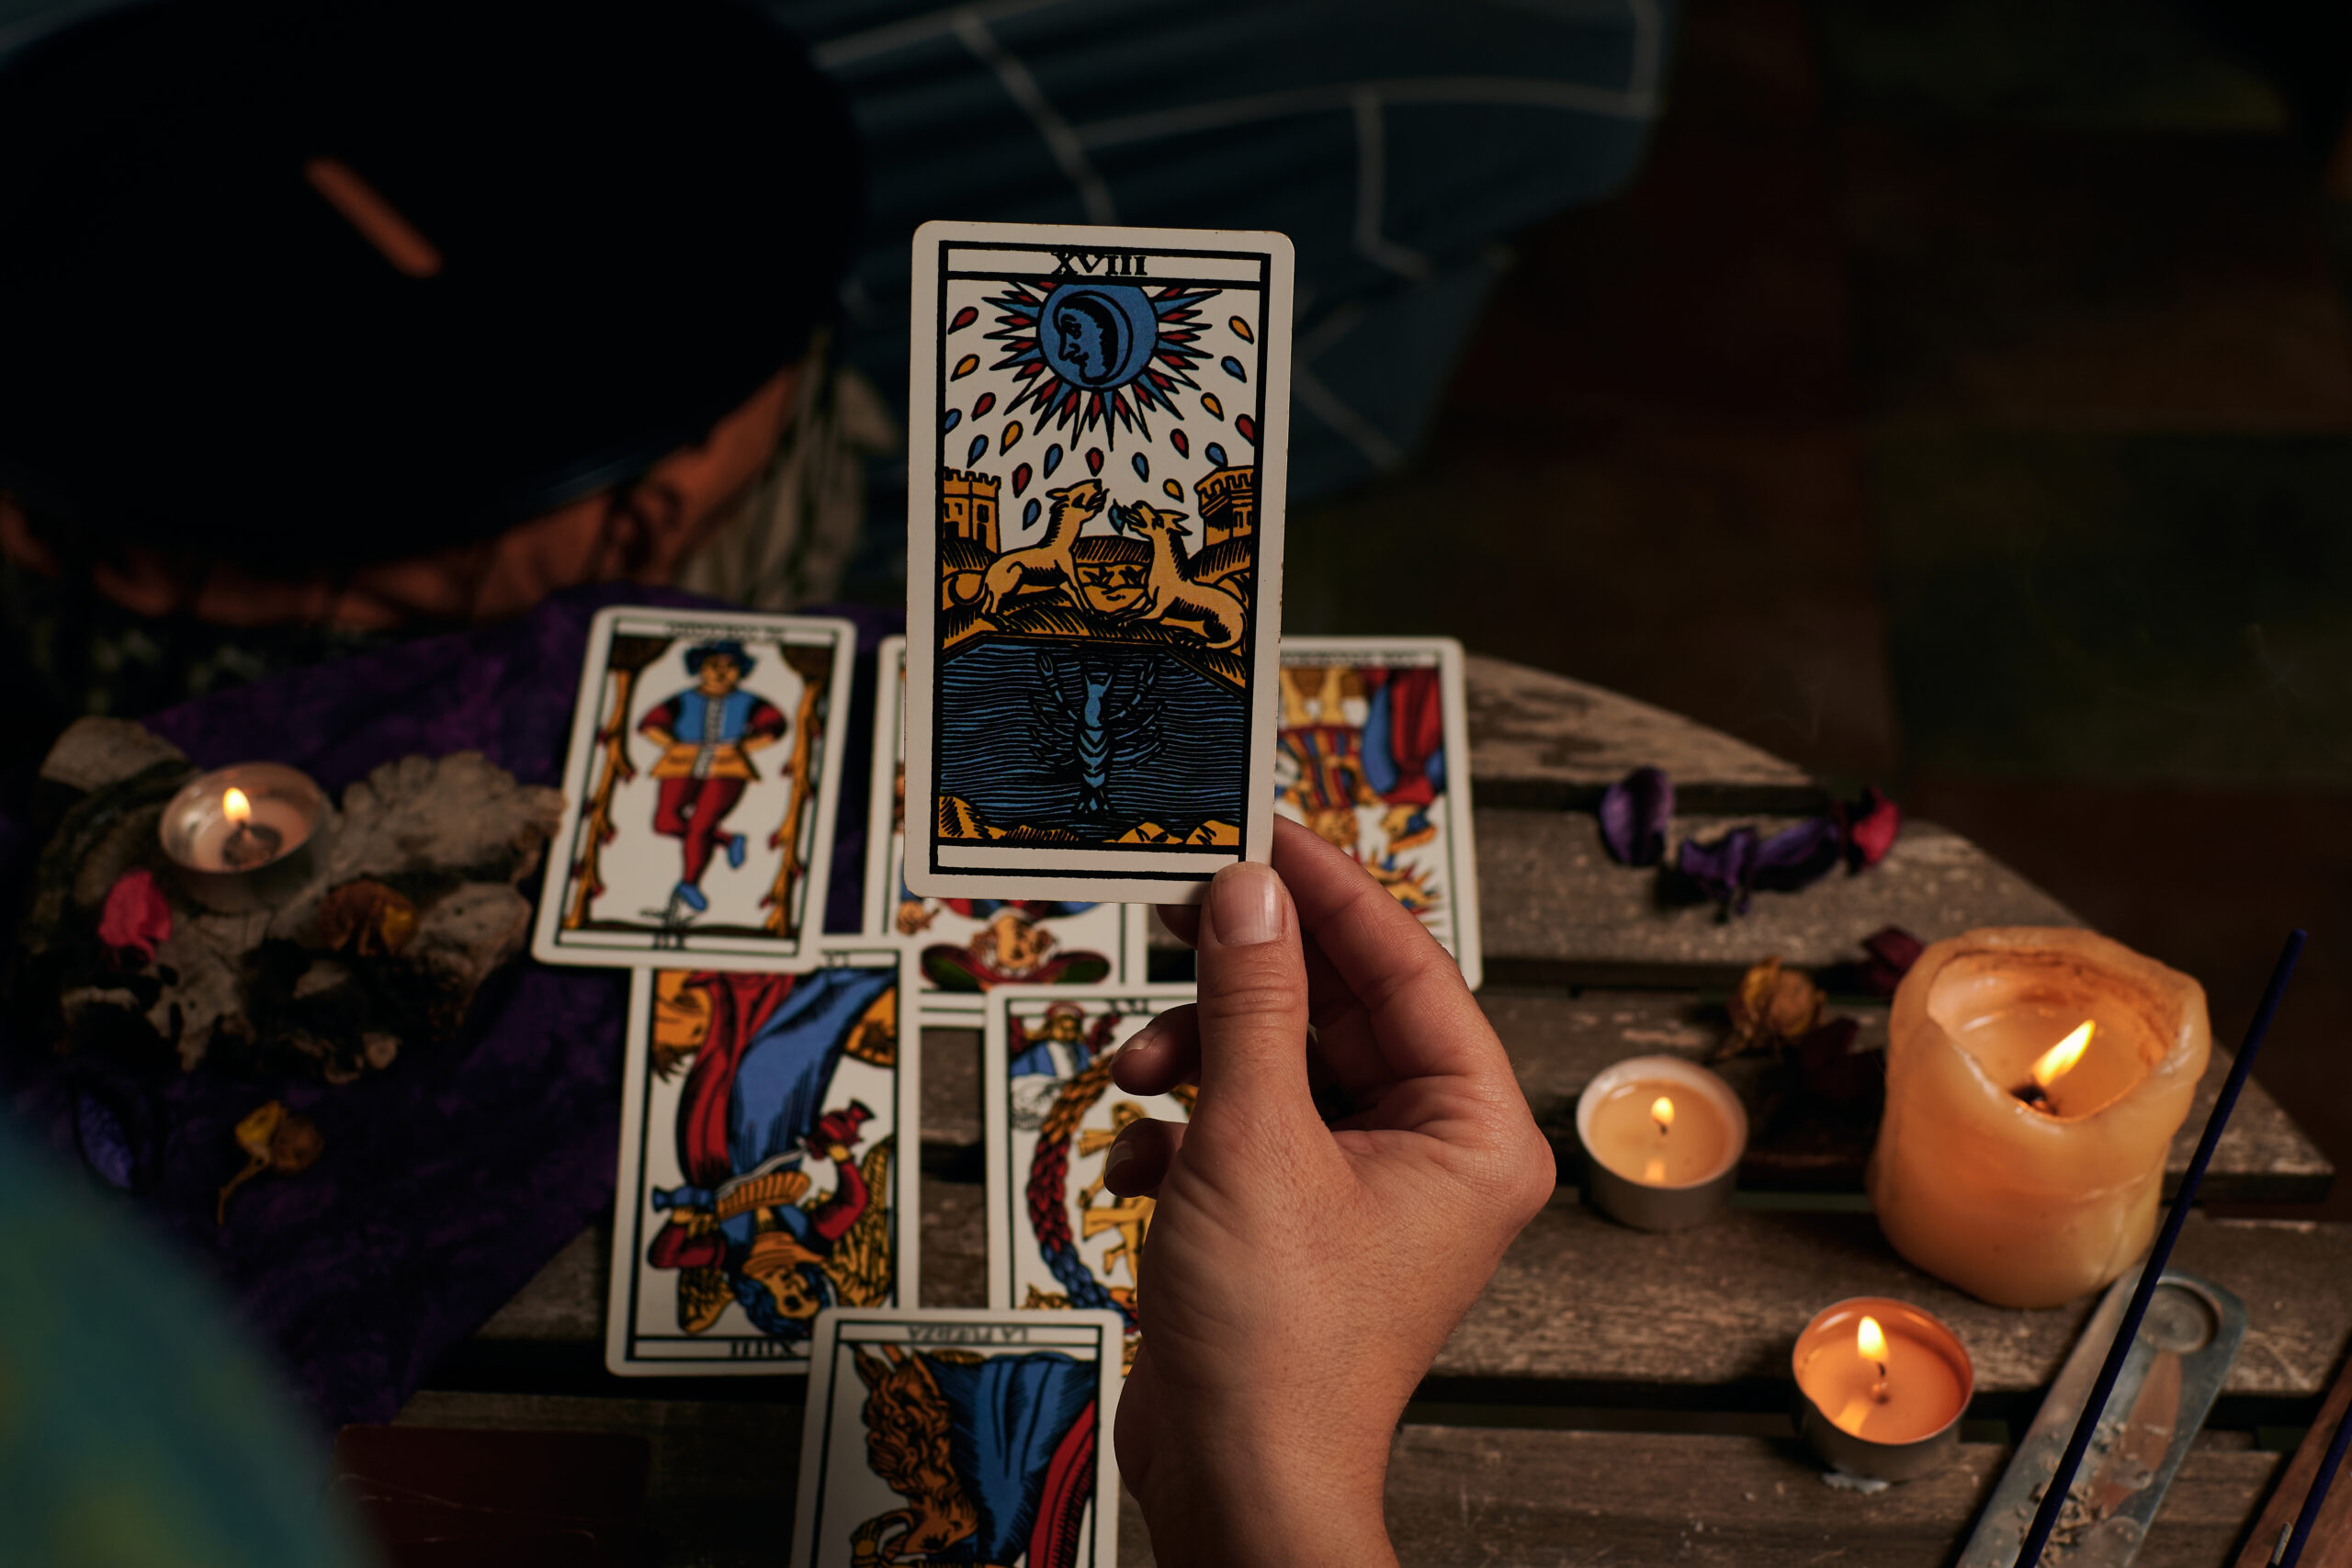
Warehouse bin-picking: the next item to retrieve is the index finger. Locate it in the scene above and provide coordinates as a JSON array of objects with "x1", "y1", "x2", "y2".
[{"x1": 1268, "y1": 816, "x2": 1503, "y2": 1087}]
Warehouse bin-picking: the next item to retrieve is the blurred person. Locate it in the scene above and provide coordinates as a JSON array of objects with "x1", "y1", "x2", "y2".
[
  {"x1": 0, "y1": 1123, "x2": 379, "y2": 1566},
  {"x1": 0, "y1": 0, "x2": 874, "y2": 755}
]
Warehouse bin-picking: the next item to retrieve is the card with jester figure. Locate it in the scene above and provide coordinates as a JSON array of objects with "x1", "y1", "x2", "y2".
[
  {"x1": 983, "y1": 985, "x2": 1196, "y2": 1367},
  {"x1": 790, "y1": 1308, "x2": 1124, "y2": 1568},
  {"x1": 1277, "y1": 637, "x2": 1483, "y2": 990},
  {"x1": 605, "y1": 946, "x2": 918, "y2": 1375},
  {"x1": 904, "y1": 220, "x2": 1295, "y2": 905},
  {"x1": 865, "y1": 637, "x2": 1152, "y2": 1024},
  {"x1": 535, "y1": 606, "x2": 856, "y2": 972}
]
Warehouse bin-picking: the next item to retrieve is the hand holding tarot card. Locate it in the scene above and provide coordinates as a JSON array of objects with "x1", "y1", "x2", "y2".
[{"x1": 904, "y1": 221, "x2": 1295, "y2": 905}]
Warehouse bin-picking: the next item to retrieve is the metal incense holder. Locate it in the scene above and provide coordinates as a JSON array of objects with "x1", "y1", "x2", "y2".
[{"x1": 1957, "y1": 1266, "x2": 2245, "y2": 1568}]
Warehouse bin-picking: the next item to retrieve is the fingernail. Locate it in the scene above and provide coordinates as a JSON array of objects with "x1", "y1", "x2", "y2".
[
  {"x1": 1120, "y1": 1017, "x2": 1165, "y2": 1062},
  {"x1": 1210, "y1": 862, "x2": 1283, "y2": 947},
  {"x1": 1103, "y1": 1137, "x2": 1135, "y2": 1182}
]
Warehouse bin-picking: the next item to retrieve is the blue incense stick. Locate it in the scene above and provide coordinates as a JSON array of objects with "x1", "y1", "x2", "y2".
[
  {"x1": 2013, "y1": 929, "x2": 2307, "y2": 1568},
  {"x1": 2277, "y1": 1392, "x2": 2352, "y2": 1567}
]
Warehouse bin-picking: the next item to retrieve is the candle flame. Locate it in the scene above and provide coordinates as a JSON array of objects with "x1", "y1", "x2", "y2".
[
  {"x1": 1650, "y1": 1096, "x2": 1675, "y2": 1133},
  {"x1": 1857, "y1": 1315, "x2": 1887, "y2": 1363},
  {"x1": 223, "y1": 787, "x2": 253, "y2": 825},
  {"x1": 2031, "y1": 1021, "x2": 2095, "y2": 1091}
]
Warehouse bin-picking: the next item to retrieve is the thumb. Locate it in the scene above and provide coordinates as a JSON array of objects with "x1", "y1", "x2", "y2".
[{"x1": 1192, "y1": 860, "x2": 1314, "y2": 1121}]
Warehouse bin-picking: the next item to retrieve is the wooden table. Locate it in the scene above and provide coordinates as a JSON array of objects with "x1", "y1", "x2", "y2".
[{"x1": 404, "y1": 656, "x2": 2345, "y2": 1566}]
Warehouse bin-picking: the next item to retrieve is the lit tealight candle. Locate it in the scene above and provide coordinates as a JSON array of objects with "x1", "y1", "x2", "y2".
[
  {"x1": 1575, "y1": 1055, "x2": 1747, "y2": 1232},
  {"x1": 1792, "y1": 1297, "x2": 1973, "y2": 1481},
  {"x1": 158, "y1": 764, "x2": 330, "y2": 909},
  {"x1": 1869, "y1": 927, "x2": 2211, "y2": 1308}
]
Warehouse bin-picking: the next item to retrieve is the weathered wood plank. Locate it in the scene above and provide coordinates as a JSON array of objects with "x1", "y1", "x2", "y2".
[
  {"x1": 2230, "y1": 1334, "x2": 2352, "y2": 1568},
  {"x1": 1450, "y1": 1201, "x2": 2352, "y2": 1400},
  {"x1": 912, "y1": 1006, "x2": 2333, "y2": 1205},
  {"x1": 1464, "y1": 653, "x2": 1823, "y2": 813},
  {"x1": 481, "y1": 1200, "x2": 2352, "y2": 1404},
  {"x1": 391, "y1": 1393, "x2": 2278, "y2": 1568},
  {"x1": 1475, "y1": 809, "x2": 2080, "y2": 987}
]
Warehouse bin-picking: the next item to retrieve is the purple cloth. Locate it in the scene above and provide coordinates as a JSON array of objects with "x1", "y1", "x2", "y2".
[{"x1": 2, "y1": 585, "x2": 900, "y2": 1430}]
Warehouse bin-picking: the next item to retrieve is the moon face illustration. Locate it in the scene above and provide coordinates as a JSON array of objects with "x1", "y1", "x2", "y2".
[{"x1": 1038, "y1": 283, "x2": 1158, "y2": 390}]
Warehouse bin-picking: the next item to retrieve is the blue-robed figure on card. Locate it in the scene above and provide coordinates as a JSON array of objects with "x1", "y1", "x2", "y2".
[
  {"x1": 849, "y1": 1341, "x2": 1100, "y2": 1566},
  {"x1": 645, "y1": 964, "x2": 899, "y2": 1341}
]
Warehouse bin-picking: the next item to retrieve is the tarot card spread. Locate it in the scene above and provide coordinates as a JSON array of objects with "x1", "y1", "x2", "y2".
[
  {"x1": 537, "y1": 606, "x2": 856, "y2": 971},
  {"x1": 1277, "y1": 637, "x2": 1483, "y2": 990},
  {"x1": 865, "y1": 637, "x2": 1150, "y2": 1023},
  {"x1": 984, "y1": 986, "x2": 1194, "y2": 1365},
  {"x1": 792, "y1": 1309, "x2": 1123, "y2": 1568},
  {"x1": 905, "y1": 220, "x2": 1295, "y2": 905},
  {"x1": 605, "y1": 947, "x2": 918, "y2": 1375}
]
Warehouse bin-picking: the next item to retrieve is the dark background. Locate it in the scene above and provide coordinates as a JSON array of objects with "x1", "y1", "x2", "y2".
[{"x1": 1284, "y1": 0, "x2": 2352, "y2": 1218}]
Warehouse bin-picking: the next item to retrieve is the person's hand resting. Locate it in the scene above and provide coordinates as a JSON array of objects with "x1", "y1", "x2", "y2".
[{"x1": 1104, "y1": 817, "x2": 1555, "y2": 1568}]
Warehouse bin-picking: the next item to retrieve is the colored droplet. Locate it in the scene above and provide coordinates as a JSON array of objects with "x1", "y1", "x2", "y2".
[
  {"x1": 967, "y1": 434, "x2": 989, "y2": 466},
  {"x1": 1131, "y1": 453, "x2": 1149, "y2": 480},
  {"x1": 1044, "y1": 443, "x2": 1064, "y2": 478},
  {"x1": 1235, "y1": 414, "x2": 1257, "y2": 445},
  {"x1": 951, "y1": 305, "x2": 978, "y2": 332},
  {"x1": 1204, "y1": 443, "x2": 1227, "y2": 468},
  {"x1": 973, "y1": 392, "x2": 996, "y2": 418},
  {"x1": 1163, "y1": 479, "x2": 1182, "y2": 500},
  {"x1": 1086, "y1": 447, "x2": 1104, "y2": 475},
  {"x1": 1012, "y1": 463, "x2": 1032, "y2": 496},
  {"x1": 1001, "y1": 420, "x2": 1023, "y2": 453},
  {"x1": 1229, "y1": 316, "x2": 1253, "y2": 343},
  {"x1": 952, "y1": 355, "x2": 979, "y2": 379},
  {"x1": 1023, "y1": 499, "x2": 1041, "y2": 527},
  {"x1": 1203, "y1": 393, "x2": 1224, "y2": 420},
  {"x1": 1170, "y1": 428, "x2": 1190, "y2": 457},
  {"x1": 1220, "y1": 356, "x2": 1247, "y2": 382},
  {"x1": 943, "y1": 409, "x2": 962, "y2": 434}
]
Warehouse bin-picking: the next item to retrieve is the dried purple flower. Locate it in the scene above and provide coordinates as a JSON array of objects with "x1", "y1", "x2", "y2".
[
  {"x1": 1679, "y1": 815, "x2": 1846, "y2": 915},
  {"x1": 1599, "y1": 766, "x2": 1675, "y2": 866},
  {"x1": 1677, "y1": 824, "x2": 1759, "y2": 913}
]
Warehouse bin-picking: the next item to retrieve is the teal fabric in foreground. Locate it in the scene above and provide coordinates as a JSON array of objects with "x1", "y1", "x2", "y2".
[{"x1": 0, "y1": 1128, "x2": 376, "y2": 1568}]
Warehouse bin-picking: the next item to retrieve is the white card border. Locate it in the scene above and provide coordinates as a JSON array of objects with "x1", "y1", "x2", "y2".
[
  {"x1": 603, "y1": 944, "x2": 922, "y2": 1377},
  {"x1": 791, "y1": 1307, "x2": 1125, "y2": 1568},
  {"x1": 903, "y1": 219, "x2": 1295, "y2": 906},
  {"x1": 533, "y1": 604, "x2": 859, "y2": 972}
]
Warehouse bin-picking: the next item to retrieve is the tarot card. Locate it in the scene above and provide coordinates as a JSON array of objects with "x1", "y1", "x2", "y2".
[
  {"x1": 1277, "y1": 637, "x2": 1483, "y2": 990},
  {"x1": 904, "y1": 220, "x2": 1295, "y2": 905},
  {"x1": 790, "y1": 1308, "x2": 1124, "y2": 1568},
  {"x1": 865, "y1": 637, "x2": 1151, "y2": 1023},
  {"x1": 535, "y1": 605, "x2": 856, "y2": 971},
  {"x1": 605, "y1": 945, "x2": 917, "y2": 1375},
  {"x1": 984, "y1": 986, "x2": 1195, "y2": 1364}
]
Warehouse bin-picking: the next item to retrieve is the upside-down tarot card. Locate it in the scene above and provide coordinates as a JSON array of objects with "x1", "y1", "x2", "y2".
[
  {"x1": 605, "y1": 946, "x2": 918, "y2": 1374},
  {"x1": 865, "y1": 636, "x2": 1151, "y2": 1024},
  {"x1": 904, "y1": 220, "x2": 1295, "y2": 905},
  {"x1": 536, "y1": 606, "x2": 856, "y2": 971},
  {"x1": 791, "y1": 1308, "x2": 1123, "y2": 1568}
]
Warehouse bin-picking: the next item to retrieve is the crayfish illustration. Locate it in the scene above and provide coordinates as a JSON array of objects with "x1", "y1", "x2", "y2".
[{"x1": 1030, "y1": 654, "x2": 1163, "y2": 822}]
